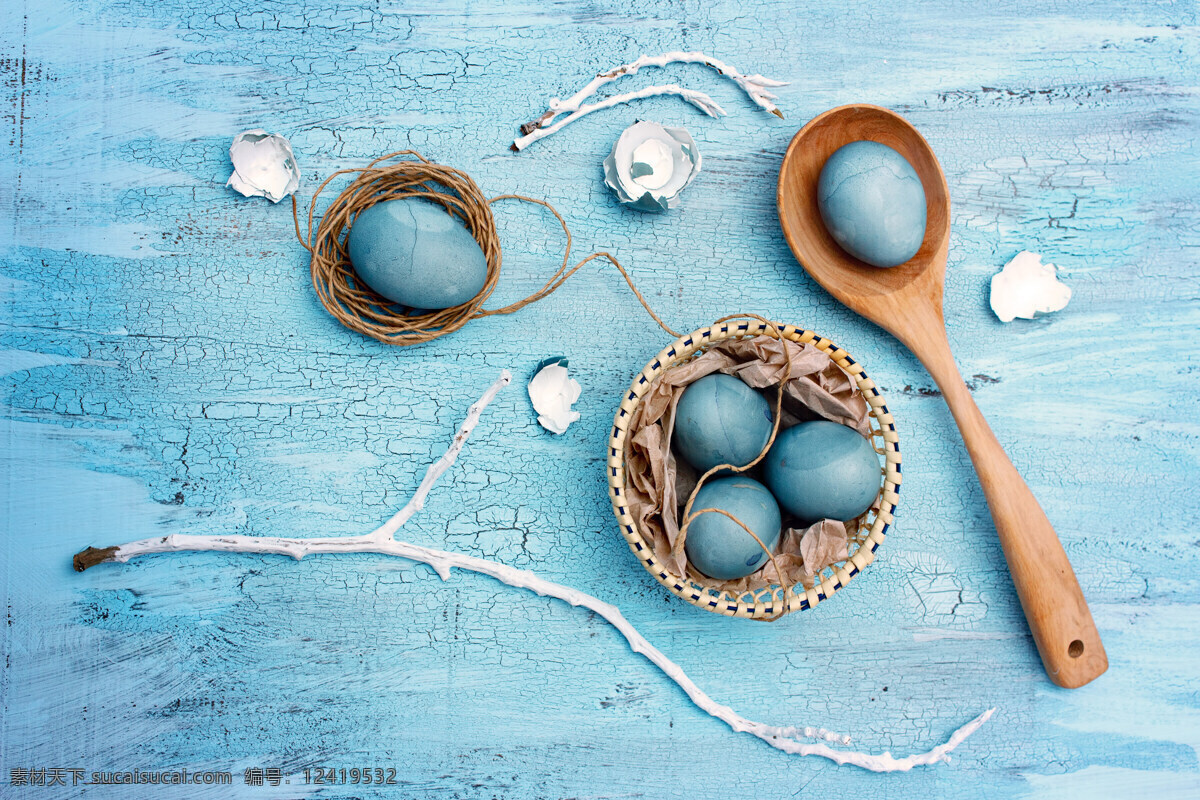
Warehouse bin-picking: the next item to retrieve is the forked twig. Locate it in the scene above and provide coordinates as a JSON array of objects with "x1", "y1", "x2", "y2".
[
  {"x1": 513, "y1": 51, "x2": 787, "y2": 150},
  {"x1": 73, "y1": 369, "x2": 992, "y2": 771}
]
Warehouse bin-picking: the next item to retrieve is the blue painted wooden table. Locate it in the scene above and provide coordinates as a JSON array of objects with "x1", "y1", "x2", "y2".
[{"x1": 3, "y1": 1, "x2": 1198, "y2": 797}]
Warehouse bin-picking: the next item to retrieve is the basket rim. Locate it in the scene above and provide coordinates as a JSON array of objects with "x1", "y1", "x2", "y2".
[{"x1": 606, "y1": 318, "x2": 902, "y2": 620}]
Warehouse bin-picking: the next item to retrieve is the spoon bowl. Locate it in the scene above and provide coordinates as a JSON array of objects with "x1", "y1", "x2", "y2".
[
  {"x1": 778, "y1": 104, "x2": 951, "y2": 339},
  {"x1": 778, "y1": 104, "x2": 1107, "y2": 689}
]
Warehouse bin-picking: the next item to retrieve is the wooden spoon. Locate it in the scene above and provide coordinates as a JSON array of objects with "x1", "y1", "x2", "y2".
[{"x1": 777, "y1": 104, "x2": 1106, "y2": 689}]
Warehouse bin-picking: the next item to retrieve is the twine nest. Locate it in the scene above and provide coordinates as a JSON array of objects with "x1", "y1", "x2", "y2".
[
  {"x1": 297, "y1": 150, "x2": 676, "y2": 346},
  {"x1": 607, "y1": 318, "x2": 902, "y2": 620}
]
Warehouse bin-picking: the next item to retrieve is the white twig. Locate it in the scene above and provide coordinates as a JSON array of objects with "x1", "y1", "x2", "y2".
[
  {"x1": 560, "y1": 51, "x2": 787, "y2": 119},
  {"x1": 75, "y1": 368, "x2": 994, "y2": 772},
  {"x1": 372, "y1": 369, "x2": 511, "y2": 542},
  {"x1": 513, "y1": 84, "x2": 725, "y2": 151},
  {"x1": 514, "y1": 50, "x2": 787, "y2": 150}
]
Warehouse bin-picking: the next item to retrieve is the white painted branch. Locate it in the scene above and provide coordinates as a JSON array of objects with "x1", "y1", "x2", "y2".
[
  {"x1": 514, "y1": 51, "x2": 787, "y2": 150},
  {"x1": 513, "y1": 84, "x2": 725, "y2": 151},
  {"x1": 86, "y1": 531, "x2": 994, "y2": 770},
  {"x1": 74, "y1": 368, "x2": 994, "y2": 772},
  {"x1": 371, "y1": 369, "x2": 511, "y2": 542},
  {"x1": 559, "y1": 51, "x2": 787, "y2": 118}
]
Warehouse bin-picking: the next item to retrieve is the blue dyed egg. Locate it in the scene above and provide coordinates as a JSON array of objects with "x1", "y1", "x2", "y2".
[
  {"x1": 817, "y1": 141, "x2": 927, "y2": 268},
  {"x1": 673, "y1": 374, "x2": 773, "y2": 473},
  {"x1": 763, "y1": 421, "x2": 881, "y2": 522},
  {"x1": 685, "y1": 477, "x2": 782, "y2": 580},
  {"x1": 347, "y1": 198, "x2": 488, "y2": 309}
]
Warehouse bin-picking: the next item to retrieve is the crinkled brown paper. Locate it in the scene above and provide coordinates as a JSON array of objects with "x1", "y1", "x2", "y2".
[{"x1": 624, "y1": 335, "x2": 873, "y2": 593}]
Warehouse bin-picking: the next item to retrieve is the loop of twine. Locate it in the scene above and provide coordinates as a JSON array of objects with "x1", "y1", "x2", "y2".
[
  {"x1": 293, "y1": 152, "x2": 800, "y2": 616},
  {"x1": 294, "y1": 150, "x2": 679, "y2": 346},
  {"x1": 673, "y1": 314, "x2": 799, "y2": 620}
]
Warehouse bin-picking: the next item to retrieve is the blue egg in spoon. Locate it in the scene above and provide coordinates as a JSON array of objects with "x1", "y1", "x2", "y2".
[{"x1": 817, "y1": 140, "x2": 927, "y2": 268}]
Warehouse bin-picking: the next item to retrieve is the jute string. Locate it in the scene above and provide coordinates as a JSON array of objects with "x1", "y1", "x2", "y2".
[{"x1": 294, "y1": 151, "x2": 798, "y2": 615}]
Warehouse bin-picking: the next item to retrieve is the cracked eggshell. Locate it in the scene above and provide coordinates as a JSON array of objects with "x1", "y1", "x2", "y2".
[
  {"x1": 603, "y1": 121, "x2": 701, "y2": 212},
  {"x1": 226, "y1": 129, "x2": 300, "y2": 203},
  {"x1": 989, "y1": 251, "x2": 1072, "y2": 322},
  {"x1": 528, "y1": 357, "x2": 581, "y2": 435}
]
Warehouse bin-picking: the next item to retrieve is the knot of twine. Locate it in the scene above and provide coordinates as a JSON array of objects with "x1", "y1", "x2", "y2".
[{"x1": 294, "y1": 150, "x2": 678, "y2": 346}]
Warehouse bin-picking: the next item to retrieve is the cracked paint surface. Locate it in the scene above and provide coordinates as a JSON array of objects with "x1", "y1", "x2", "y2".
[{"x1": 2, "y1": 0, "x2": 1199, "y2": 797}]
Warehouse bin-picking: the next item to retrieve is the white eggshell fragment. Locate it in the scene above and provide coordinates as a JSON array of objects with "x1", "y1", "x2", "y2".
[
  {"x1": 989, "y1": 251, "x2": 1072, "y2": 323},
  {"x1": 528, "y1": 357, "x2": 582, "y2": 435},
  {"x1": 603, "y1": 121, "x2": 701, "y2": 212},
  {"x1": 226, "y1": 129, "x2": 300, "y2": 203}
]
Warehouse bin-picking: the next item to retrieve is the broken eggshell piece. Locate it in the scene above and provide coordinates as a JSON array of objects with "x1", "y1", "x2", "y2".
[
  {"x1": 529, "y1": 357, "x2": 582, "y2": 435},
  {"x1": 603, "y1": 121, "x2": 701, "y2": 212},
  {"x1": 226, "y1": 129, "x2": 300, "y2": 203},
  {"x1": 989, "y1": 251, "x2": 1072, "y2": 323}
]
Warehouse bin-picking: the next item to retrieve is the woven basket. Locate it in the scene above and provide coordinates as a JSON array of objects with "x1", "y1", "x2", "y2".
[{"x1": 607, "y1": 319, "x2": 901, "y2": 619}]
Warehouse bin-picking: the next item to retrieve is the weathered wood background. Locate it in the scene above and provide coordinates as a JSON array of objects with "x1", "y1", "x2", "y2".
[{"x1": 2, "y1": 0, "x2": 1198, "y2": 797}]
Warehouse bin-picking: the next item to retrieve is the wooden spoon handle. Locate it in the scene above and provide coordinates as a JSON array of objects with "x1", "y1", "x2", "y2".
[{"x1": 917, "y1": 335, "x2": 1107, "y2": 688}]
